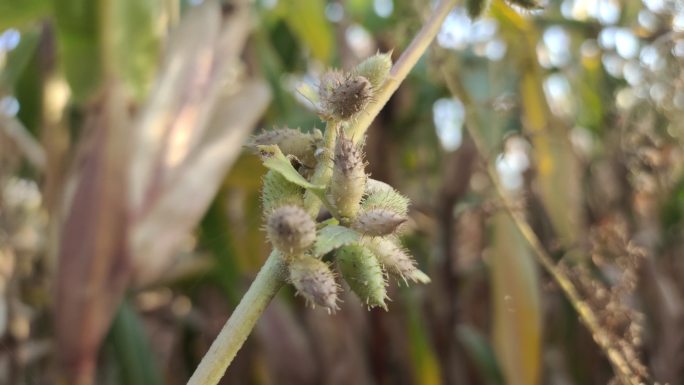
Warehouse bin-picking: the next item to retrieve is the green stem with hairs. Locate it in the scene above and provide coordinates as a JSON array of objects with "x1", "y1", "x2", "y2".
[
  {"x1": 346, "y1": 0, "x2": 458, "y2": 143},
  {"x1": 186, "y1": 251, "x2": 286, "y2": 385},
  {"x1": 187, "y1": 1, "x2": 458, "y2": 384}
]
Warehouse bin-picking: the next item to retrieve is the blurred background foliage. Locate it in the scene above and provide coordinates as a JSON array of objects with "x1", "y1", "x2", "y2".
[{"x1": 0, "y1": 0, "x2": 683, "y2": 384}]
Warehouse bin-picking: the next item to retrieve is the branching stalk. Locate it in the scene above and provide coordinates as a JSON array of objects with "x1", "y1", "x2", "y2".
[
  {"x1": 186, "y1": 2, "x2": 458, "y2": 384},
  {"x1": 441, "y1": 71, "x2": 643, "y2": 385}
]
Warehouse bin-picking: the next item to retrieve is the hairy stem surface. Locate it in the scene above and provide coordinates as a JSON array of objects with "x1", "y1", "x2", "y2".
[{"x1": 186, "y1": 252, "x2": 286, "y2": 385}]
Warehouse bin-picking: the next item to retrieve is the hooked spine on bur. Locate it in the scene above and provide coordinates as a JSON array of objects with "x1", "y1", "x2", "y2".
[{"x1": 253, "y1": 52, "x2": 429, "y2": 313}]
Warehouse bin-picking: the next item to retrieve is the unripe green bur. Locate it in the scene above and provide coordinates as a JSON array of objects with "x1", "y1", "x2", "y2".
[
  {"x1": 319, "y1": 71, "x2": 372, "y2": 121},
  {"x1": 267, "y1": 205, "x2": 316, "y2": 256},
  {"x1": 289, "y1": 256, "x2": 340, "y2": 313},
  {"x1": 352, "y1": 208, "x2": 406, "y2": 236},
  {"x1": 364, "y1": 237, "x2": 430, "y2": 285},
  {"x1": 364, "y1": 178, "x2": 394, "y2": 195},
  {"x1": 466, "y1": 0, "x2": 491, "y2": 19},
  {"x1": 249, "y1": 128, "x2": 319, "y2": 168},
  {"x1": 331, "y1": 133, "x2": 366, "y2": 219},
  {"x1": 336, "y1": 244, "x2": 387, "y2": 309},
  {"x1": 362, "y1": 186, "x2": 410, "y2": 216},
  {"x1": 354, "y1": 52, "x2": 392, "y2": 90},
  {"x1": 262, "y1": 170, "x2": 304, "y2": 214}
]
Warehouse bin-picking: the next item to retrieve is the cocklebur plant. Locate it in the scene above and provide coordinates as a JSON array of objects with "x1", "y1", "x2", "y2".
[
  {"x1": 250, "y1": 52, "x2": 428, "y2": 313},
  {"x1": 187, "y1": 2, "x2": 458, "y2": 384}
]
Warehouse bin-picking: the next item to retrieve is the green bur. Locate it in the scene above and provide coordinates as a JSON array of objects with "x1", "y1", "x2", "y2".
[
  {"x1": 261, "y1": 170, "x2": 304, "y2": 214},
  {"x1": 336, "y1": 244, "x2": 387, "y2": 309}
]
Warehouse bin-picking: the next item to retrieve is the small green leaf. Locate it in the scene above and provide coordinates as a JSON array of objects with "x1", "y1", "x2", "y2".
[
  {"x1": 295, "y1": 82, "x2": 320, "y2": 108},
  {"x1": 256, "y1": 144, "x2": 324, "y2": 191},
  {"x1": 314, "y1": 225, "x2": 359, "y2": 256}
]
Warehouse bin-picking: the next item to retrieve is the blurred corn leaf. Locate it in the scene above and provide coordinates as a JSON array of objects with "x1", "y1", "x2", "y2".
[
  {"x1": 199, "y1": 194, "x2": 241, "y2": 304},
  {"x1": 107, "y1": 300, "x2": 163, "y2": 385},
  {"x1": 277, "y1": 0, "x2": 332, "y2": 63},
  {"x1": 110, "y1": 0, "x2": 162, "y2": 101},
  {"x1": 131, "y1": 79, "x2": 271, "y2": 285},
  {"x1": 129, "y1": 1, "x2": 271, "y2": 285},
  {"x1": 55, "y1": 83, "x2": 132, "y2": 385},
  {"x1": 490, "y1": 212, "x2": 541, "y2": 385},
  {"x1": 456, "y1": 324, "x2": 505, "y2": 385},
  {"x1": 0, "y1": 28, "x2": 40, "y2": 91},
  {"x1": 54, "y1": 0, "x2": 101, "y2": 103},
  {"x1": 493, "y1": 2, "x2": 583, "y2": 247},
  {"x1": 0, "y1": 0, "x2": 51, "y2": 30},
  {"x1": 408, "y1": 300, "x2": 442, "y2": 385}
]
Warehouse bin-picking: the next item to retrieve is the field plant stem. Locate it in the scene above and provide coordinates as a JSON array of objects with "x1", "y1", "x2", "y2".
[
  {"x1": 186, "y1": 251, "x2": 286, "y2": 385},
  {"x1": 441, "y1": 71, "x2": 642, "y2": 385},
  {"x1": 346, "y1": 0, "x2": 458, "y2": 142},
  {"x1": 187, "y1": 2, "x2": 458, "y2": 383}
]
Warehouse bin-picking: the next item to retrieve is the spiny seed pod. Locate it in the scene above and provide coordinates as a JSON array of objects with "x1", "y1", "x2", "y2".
[
  {"x1": 364, "y1": 237, "x2": 430, "y2": 284},
  {"x1": 352, "y1": 208, "x2": 406, "y2": 236},
  {"x1": 267, "y1": 205, "x2": 316, "y2": 255},
  {"x1": 331, "y1": 131, "x2": 366, "y2": 219},
  {"x1": 262, "y1": 170, "x2": 304, "y2": 214},
  {"x1": 319, "y1": 70, "x2": 372, "y2": 121},
  {"x1": 249, "y1": 127, "x2": 319, "y2": 168},
  {"x1": 362, "y1": 184, "x2": 410, "y2": 216},
  {"x1": 354, "y1": 52, "x2": 392, "y2": 90},
  {"x1": 289, "y1": 256, "x2": 339, "y2": 313},
  {"x1": 466, "y1": 0, "x2": 491, "y2": 19},
  {"x1": 504, "y1": 0, "x2": 542, "y2": 10},
  {"x1": 336, "y1": 244, "x2": 387, "y2": 309}
]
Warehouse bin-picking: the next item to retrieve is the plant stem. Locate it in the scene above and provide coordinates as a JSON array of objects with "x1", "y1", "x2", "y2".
[
  {"x1": 346, "y1": 0, "x2": 457, "y2": 143},
  {"x1": 441, "y1": 72, "x2": 643, "y2": 385},
  {"x1": 186, "y1": 251, "x2": 286, "y2": 385}
]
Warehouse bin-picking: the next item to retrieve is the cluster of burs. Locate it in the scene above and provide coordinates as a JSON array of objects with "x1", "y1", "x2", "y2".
[{"x1": 249, "y1": 52, "x2": 429, "y2": 313}]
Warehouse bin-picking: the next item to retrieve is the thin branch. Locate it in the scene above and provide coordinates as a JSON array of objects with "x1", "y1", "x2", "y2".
[
  {"x1": 441, "y1": 69, "x2": 643, "y2": 385},
  {"x1": 346, "y1": 0, "x2": 457, "y2": 143}
]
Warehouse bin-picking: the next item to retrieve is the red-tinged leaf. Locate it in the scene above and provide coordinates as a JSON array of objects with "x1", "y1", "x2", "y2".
[
  {"x1": 54, "y1": 84, "x2": 132, "y2": 385},
  {"x1": 127, "y1": 2, "x2": 266, "y2": 286},
  {"x1": 128, "y1": 1, "x2": 223, "y2": 212},
  {"x1": 131, "y1": 80, "x2": 271, "y2": 285}
]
